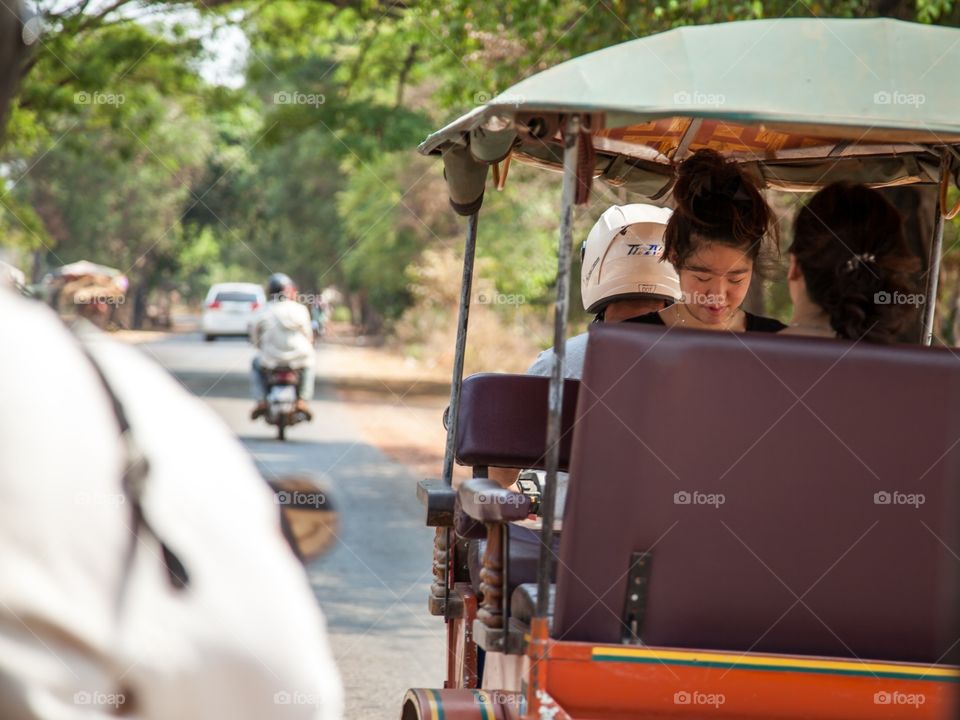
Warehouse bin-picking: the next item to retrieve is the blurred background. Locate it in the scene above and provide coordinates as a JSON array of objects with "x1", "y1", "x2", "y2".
[{"x1": 3, "y1": 0, "x2": 960, "y2": 377}]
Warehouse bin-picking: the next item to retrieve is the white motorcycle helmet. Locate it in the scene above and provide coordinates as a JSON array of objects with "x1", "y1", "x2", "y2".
[{"x1": 580, "y1": 204, "x2": 681, "y2": 314}]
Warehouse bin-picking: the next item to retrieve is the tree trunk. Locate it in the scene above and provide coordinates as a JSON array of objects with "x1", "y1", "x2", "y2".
[{"x1": 132, "y1": 279, "x2": 148, "y2": 330}]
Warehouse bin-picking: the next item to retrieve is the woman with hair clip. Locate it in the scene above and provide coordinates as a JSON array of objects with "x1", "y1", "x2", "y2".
[
  {"x1": 626, "y1": 148, "x2": 785, "y2": 332},
  {"x1": 780, "y1": 182, "x2": 921, "y2": 342}
]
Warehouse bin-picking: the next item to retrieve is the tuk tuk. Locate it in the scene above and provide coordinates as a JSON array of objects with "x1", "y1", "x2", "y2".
[{"x1": 404, "y1": 18, "x2": 960, "y2": 719}]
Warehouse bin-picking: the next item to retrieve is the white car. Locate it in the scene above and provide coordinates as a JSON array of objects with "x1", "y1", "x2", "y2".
[{"x1": 201, "y1": 282, "x2": 265, "y2": 341}]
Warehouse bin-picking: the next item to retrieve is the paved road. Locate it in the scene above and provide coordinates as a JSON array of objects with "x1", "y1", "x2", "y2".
[{"x1": 137, "y1": 332, "x2": 444, "y2": 719}]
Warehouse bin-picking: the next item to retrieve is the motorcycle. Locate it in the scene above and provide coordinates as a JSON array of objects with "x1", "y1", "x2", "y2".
[{"x1": 263, "y1": 366, "x2": 310, "y2": 441}]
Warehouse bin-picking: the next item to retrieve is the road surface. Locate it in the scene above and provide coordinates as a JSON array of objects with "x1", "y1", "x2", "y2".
[{"x1": 137, "y1": 332, "x2": 444, "y2": 719}]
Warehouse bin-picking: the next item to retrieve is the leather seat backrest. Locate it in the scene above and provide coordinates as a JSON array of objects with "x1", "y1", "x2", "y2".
[
  {"x1": 553, "y1": 323, "x2": 960, "y2": 663},
  {"x1": 455, "y1": 373, "x2": 579, "y2": 471}
]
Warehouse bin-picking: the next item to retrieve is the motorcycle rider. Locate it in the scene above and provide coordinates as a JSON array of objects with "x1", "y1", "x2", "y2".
[{"x1": 249, "y1": 273, "x2": 316, "y2": 420}]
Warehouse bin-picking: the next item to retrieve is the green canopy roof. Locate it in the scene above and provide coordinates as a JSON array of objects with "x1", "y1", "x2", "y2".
[{"x1": 421, "y1": 18, "x2": 960, "y2": 206}]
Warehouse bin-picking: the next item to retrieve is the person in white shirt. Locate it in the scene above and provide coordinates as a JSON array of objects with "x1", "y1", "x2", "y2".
[
  {"x1": 249, "y1": 272, "x2": 316, "y2": 419},
  {"x1": 0, "y1": 287, "x2": 343, "y2": 720}
]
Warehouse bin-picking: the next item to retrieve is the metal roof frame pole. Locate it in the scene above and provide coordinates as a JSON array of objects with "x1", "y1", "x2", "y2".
[
  {"x1": 439, "y1": 212, "x2": 479, "y2": 623},
  {"x1": 442, "y1": 211, "x2": 479, "y2": 485},
  {"x1": 536, "y1": 115, "x2": 580, "y2": 619},
  {"x1": 922, "y1": 151, "x2": 949, "y2": 346}
]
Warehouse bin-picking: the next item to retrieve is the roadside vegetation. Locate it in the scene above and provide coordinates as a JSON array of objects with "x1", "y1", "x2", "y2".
[{"x1": 1, "y1": 0, "x2": 959, "y2": 361}]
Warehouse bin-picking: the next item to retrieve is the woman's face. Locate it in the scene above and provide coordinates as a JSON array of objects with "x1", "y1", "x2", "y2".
[{"x1": 678, "y1": 242, "x2": 753, "y2": 325}]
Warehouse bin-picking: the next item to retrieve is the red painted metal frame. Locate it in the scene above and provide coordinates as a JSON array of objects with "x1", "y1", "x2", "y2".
[{"x1": 523, "y1": 619, "x2": 958, "y2": 719}]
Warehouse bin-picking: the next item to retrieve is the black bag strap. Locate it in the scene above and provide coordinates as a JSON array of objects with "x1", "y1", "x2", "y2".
[{"x1": 71, "y1": 327, "x2": 190, "y2": 598}]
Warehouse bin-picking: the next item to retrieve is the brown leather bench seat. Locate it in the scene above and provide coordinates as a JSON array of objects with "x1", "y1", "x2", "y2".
[
  {"x1": 455, "y1": 373, "x2": 580, "y2": 472},
  {"x1": 454, "y1": 373, "x2": 579, "y2": 596},
  {"x1": 552, "y1": 323, "x2": 960, "y2": 664}
]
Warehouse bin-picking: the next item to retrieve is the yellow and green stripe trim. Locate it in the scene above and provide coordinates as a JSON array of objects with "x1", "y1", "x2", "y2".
[
  {"x1": 472, "y1": 690, "x2": 497, "y2": 720},
  {"x1": 591, "y1": 647, "x2": 960, "y2": 683},
  {"x1": 422, "y1": 689, "x2": 499, "y2": 719},
  {"x1": 425, "y1": 689, "x2": 444, "y2": 720}
]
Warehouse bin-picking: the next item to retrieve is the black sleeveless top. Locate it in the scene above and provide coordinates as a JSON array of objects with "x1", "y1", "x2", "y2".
[{"x1": 626, "y1": 310, "x2": 787, "y2": 333}]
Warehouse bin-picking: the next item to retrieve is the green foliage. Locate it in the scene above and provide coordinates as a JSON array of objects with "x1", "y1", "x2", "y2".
[{"x1": 1, "y1": 0, "x2": 958, "y2": 330}]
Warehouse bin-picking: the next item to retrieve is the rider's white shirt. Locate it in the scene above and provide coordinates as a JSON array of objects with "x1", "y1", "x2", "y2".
[
  {"x1": 526, "y1": 332, "x2": 588, "y2": 379},
  {"x1": 525, "y1": 336, "x2": 584, "y2": 518},
  {"x1": 250, "y1": 299, "x2": 314, "y2": 369},
  {"x1": 0, "y1": 289, "x2": 343, "y2": 720}
]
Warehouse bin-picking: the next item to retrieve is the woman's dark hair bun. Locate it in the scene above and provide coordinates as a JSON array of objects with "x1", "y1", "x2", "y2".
[{"x1": 664, "y1": 148, "x2": 776, "y2": 270}]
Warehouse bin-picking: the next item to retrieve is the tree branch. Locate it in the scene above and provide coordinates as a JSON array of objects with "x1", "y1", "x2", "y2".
[{"x1": 394, "y1": 42, "x2": 418, "y2": 108}]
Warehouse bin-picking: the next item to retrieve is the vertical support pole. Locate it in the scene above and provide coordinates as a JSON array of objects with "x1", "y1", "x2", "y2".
[
  {"x1": 442, "y1": 212, "x2": 479, "y2": 485},
  {"x1": 536, "y1": 116, "x2": 580, "y2": 619},
  {"x1": 922, "y1": 152, "x2": 949, "y2": 346},
  {"x1": 440, "y1": 212, "x2": 480, "y2": 625}
]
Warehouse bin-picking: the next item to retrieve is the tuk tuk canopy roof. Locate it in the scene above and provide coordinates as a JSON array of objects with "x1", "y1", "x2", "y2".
[{"x1": 420, "y1": 18, "x2": 960, "y2": 203}]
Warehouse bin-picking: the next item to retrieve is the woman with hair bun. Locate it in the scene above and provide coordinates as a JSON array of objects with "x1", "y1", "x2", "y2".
[
  {"x1": 627, "y1": 148, "x2": 785, "y2": 332},
  {"x1": 781, "y1": 182, "x2": 921, "y2": 343}
]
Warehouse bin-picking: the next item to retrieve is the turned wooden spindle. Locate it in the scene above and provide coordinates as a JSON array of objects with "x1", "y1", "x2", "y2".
[
  {"x1": 431, "y1": 527, "x2": 448, "y2": 600},
  {"x1": 476, "y1": 524, "x2": 504, "y2": 629}
]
